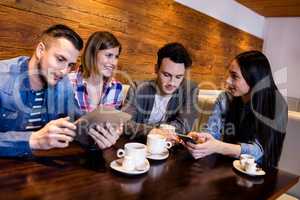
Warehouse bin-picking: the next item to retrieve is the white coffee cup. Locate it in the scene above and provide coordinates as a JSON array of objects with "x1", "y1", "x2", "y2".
[
  {"x1": 117, "y1": 143, "x2": 147, "y2": 169},
  {"x1": 244, "y1": 162, "x2": 257, "y2": 174},
  {"x1": 159, "y1": 124, "x2": 176, "y2": 133},
  {"x1": 122, "y1": 156, "x2": 135, "y2": 171},
  {"x1": 147, "y1": 134, "x2": 172, "y2": 154},
  {"x1": 240, "y1": 154, "x2": 255, "y2": 171}
]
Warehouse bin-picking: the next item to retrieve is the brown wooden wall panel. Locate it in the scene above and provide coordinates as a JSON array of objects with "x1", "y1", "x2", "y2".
[{"x1": 0, "y1": 0, "x2": 262, "y2": 89}]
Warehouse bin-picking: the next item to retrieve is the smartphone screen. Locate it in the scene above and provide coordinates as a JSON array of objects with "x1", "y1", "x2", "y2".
[{"x1": 177, "y1": 133, "x2": 197, "y2": 144}]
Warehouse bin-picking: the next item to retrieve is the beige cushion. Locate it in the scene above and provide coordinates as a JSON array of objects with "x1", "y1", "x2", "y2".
[
  {"x1": 277, "y1": 194, "x2": 298, "y2": 200},
  {"x1": 121, "y1": 84, "x2": 130, "y2": 105},
  {"x1": 193, "y1": 90, "x2": 222, "y2": 132},
  {"x1": 278, "y1": 111, "x2": 300, "y2": 198},
  {"x1": 287, "y1": 97, "x2": 300, "y2": 112}
]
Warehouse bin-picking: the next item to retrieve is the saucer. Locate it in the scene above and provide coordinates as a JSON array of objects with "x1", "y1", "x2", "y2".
[
  {"x1": 233, "y1": 160, "x2": 266, "y2": 176},
  {"x1": 146, "y1": 149, "x2": 169, "y2": 160},
  {"x1": 110, "y1": 159, "x2": 150, "y2": 175}
]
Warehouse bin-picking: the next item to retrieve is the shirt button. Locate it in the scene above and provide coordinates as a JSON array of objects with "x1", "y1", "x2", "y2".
[{"x1": 2, "y1": 114, "x2": 6, "y2": 117}]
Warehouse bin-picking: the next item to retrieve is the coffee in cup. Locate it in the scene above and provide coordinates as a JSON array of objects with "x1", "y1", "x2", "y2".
[{"x1": 159, "y1": 124, "x2": 176, "y2": 133}]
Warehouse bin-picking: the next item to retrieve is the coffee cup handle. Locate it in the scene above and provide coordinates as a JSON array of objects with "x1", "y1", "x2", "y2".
[
  {"x1": 253, "y1": 163, "x2": 257, "y2": 169},
  {"x1": 117, "y1": 149, "x2": 125, "y2": 158},
  {"x1": 165, "y1": 141, "x2": 172, "y2": 149}
]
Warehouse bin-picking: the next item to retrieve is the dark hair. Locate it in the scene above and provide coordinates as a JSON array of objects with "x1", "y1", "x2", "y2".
[
  {"x1": 42, "y1": 24, "x2": 83, "y2": 51},
  {"x1": 157, "y1": 42, "x2": 192, "y2": 69},
  {"x1": 224, "y1": 50, "x2": 287, "y2": 169},
  {"x1": 81, "y1": 31, "x2": 121, "y2": 78}
]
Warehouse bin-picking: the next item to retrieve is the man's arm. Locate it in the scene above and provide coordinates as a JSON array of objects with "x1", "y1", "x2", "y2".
[
  {"x1": 0, "y1": 86, "x2": 33, "y2": 157},
  {"x1": 0, "y1": 131, "x2": 33, "y2": 157},
  {"x1": 122, "y1": 82, "x2": 156, "y2": 138},
  {"x1": 168, "y1": 82, "x2": 200, "y2": 134},
  {"x1": 122, "y1": 83, "x2": 138, "y2": 120},
  {"x1": 123, "y1": 120, "x2": 155, "y2": 139},
  {"x1": 0, "y1": 117, "x2": 77, "y2": 157}
]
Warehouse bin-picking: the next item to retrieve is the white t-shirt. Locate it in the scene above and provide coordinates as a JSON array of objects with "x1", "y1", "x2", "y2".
[{"x1": 148, "y1": 94, "x2": 172, "y2": 124}]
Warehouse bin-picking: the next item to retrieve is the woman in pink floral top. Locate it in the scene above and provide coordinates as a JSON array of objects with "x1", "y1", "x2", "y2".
[{"x1": 69, "y1": 32, "x2": 123, "y2": 112}]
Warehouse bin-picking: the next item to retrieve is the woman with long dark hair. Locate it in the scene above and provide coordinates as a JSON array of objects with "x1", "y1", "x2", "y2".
[{"x1": 186, "y1": 50, "x2": 287, "y2": 169}]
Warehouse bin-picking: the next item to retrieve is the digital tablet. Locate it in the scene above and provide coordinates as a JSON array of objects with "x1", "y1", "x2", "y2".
[{"x1": 75, "y1": 107, "x2": 131, "y2": 134}]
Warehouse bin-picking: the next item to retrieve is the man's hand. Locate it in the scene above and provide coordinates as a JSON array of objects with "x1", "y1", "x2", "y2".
[
  {"x1": 29, "y1": 117, "x2": 77, "y2": 150},
  {"x1": 149, "y1": 128, "x2": 179, "y2": 143},
  {"x1": 88, "y1": 122, "x2": 123, "y2": 150}
]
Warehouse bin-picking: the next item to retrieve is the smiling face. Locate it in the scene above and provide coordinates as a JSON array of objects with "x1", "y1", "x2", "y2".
[
  {"x1": 36, "y1": 38, "x2": 80, "y2": 86},
  {"x1": 226, "y1": 60, "x2": 250, "y2": 97},
  {"x1": 156, "y1": 57, "x2": 185, "y2": 95},
  {"x1": 96, "y1": 47, "x2": 120, "y2": 79}
]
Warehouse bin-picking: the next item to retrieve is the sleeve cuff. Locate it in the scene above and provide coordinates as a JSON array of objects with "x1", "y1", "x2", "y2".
[
  {"x1": 0, "y1": 131, "x2": 33, "y2": 157},
  {"x1": 240, "y1": 142, "x2": 263, "y2": 161}
]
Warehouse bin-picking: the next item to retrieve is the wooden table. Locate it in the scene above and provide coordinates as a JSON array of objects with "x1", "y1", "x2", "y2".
[{"x1": 0, "y1": 139, "x2": 298, "y2": 200}]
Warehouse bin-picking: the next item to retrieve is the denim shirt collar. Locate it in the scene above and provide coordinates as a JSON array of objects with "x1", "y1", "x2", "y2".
[{"x1": 19, "y1": 57, "x2": 31, "y2": 91}]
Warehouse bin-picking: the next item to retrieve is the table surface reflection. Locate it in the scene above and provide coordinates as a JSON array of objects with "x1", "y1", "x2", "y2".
[{"x1": 0, "y1": 138, "x2": 298, "y2": 200}]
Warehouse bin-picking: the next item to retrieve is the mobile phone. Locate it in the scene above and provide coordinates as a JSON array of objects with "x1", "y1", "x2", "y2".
[{"x1": 177, "y1": 133, "x2": 197, "y2": 144}]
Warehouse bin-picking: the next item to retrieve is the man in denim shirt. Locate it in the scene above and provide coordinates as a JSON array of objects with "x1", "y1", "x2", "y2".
[{"x1": 0, "y1": 24, "x2": 121, "y2": 157}]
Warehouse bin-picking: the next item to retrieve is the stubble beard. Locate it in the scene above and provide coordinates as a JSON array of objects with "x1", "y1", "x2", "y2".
[{"x1": 37, "y1": 61, "x2": 48, "y2": 89}]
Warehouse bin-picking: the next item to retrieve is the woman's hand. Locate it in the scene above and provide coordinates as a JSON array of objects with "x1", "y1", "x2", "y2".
[
  {"x1": 88, "y1": 122, "x2": 123, "y2": 150},
  {"x1": 184, "y1": 132, "x2": 222, "y2": 159}
]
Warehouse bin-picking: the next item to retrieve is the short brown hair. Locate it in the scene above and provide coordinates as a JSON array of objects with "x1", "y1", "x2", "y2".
[
  {"x1": 41, "y1": 24, "x2": 83, "y2": 51},
  {"x1": 81, "y1": 31, "x2": 121, "y2": 78}
]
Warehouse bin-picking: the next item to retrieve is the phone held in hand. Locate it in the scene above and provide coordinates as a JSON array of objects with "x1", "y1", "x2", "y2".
[{"x1": 177, "y1": 133, "x2": 197, "y2": 144}]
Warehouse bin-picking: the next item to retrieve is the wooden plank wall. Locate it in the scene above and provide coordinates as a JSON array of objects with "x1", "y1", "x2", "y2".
[{"x1": 0, "y1": 0, "x2": 263, "y2": 89}]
